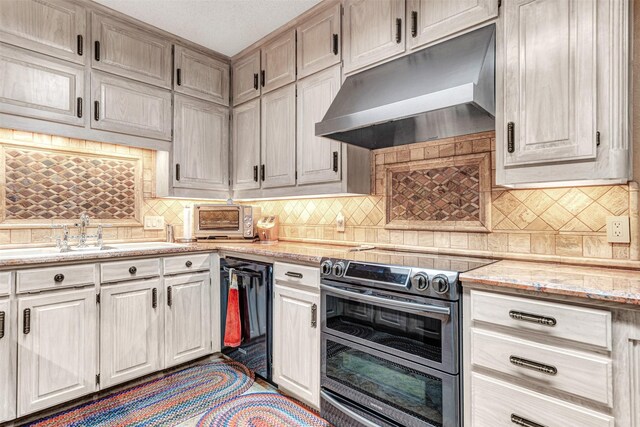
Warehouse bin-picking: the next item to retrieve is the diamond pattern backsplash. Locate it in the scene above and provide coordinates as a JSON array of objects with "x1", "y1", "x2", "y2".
[{"x1": 4, "y1": 147, "x2": 137, "y2": 220}]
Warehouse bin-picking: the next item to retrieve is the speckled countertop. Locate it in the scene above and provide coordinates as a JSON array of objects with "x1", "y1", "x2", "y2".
[{"x1": 460, "y1": 260, "x2": 640, "y2": 306}]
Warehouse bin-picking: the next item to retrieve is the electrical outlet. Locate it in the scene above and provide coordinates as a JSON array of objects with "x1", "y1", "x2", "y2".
[
  {"x1": 336, "y1": 212, "x2": 345, "y2": 233},
  {"x1": 606, "y1": 216, "x2": 630, "y2": 243},
  {"x1": 144, "y1": 216, "x2": 165, "y2": 230}
]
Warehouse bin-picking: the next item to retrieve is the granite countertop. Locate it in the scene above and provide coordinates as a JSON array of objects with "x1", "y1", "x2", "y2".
[
  {"x1": 460, "y1": 260, "x2": 640, "y2": 306},
  {"x1": 202, "y1": 241, "x2": 352, "y2": 265}
]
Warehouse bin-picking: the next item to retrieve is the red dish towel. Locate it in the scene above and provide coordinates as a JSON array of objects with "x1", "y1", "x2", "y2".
[{"x1": 224, "y1": 271, "x2": 242, "y2": 347}]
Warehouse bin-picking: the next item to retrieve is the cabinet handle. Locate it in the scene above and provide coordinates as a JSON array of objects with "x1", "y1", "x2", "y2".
[
  {"x1": 176, "y1": 68, "x2": 182, "y2": 86},
  {"x1": 253, "y1": 165, "x2": 259, "y2": 182},
  {"x1": 152, "y1": 288, "x2": 157, "y2": 309},
  {"x1": 185, "y1": 260, "x2": 192, "y2": 267},
  {"x1": 509, "y1": 356, "x2": 557, "y2": 376},
  {"x1": 129, "y1": 266, "x2": 137, "y2": 275},
  {"x1": 260, "y1": 164, "x2": 265, "y2": 181},
  {"x1": 311, "y1": 303, "x2": 317, "y2": 328},
  {"x1": 77, "y1": 97, "x2": 83, "y2": 118},
  {"x1": 54, "y1": 273, "x2": 65, "y2": 283},
  {"x1": 77, "y1": 34, "x2": 83, "y2": 56},
  {"x1": 94, "y1": 40, "x2": 100, "y2": 61},
  {"x1": 332, "y1": 151, "x2": 339, "y2": 172},
  {"x1": 260, "y1": 70, "x2": 265, "y2": 87},
  {"x1": 94, "y1": 101, "x2": 100, "y2": 121},
  {"x1": 285, "y1": 271, "x2": 303, "y2": 279},
  {"x1": 509, "y1": 310, "x2": 556, "y2": 327},
  {"x1": 175, "y1": 163, "x2": 181, "y2": 181},
  {"x1": 167, "y1": 286, "x2": 172, "y2": 307},
  {"x1": 23, "y1": 308, "x2": 31, "y2": 335},
  {"x1": 511, "y1": 414, "x2": 546, "y2": 427},
  {"x1": 253, "y1": 73, "x2": 259, "y2": 90},
  {"x1": 332, "y1": 34, "x2": 339, "y2": 55},
  {"x1": 395, "y1": 18, "x2": 402, "y2": 43},
  {"x1": 507, "y1": 122, "x2": 515, "y2": 153},
  {"x1": 0, "y1": 311, "x2": 5, "y2": 339},
  {"x1": 411, "y1": 11, "x2": 418, "y2": 38}
]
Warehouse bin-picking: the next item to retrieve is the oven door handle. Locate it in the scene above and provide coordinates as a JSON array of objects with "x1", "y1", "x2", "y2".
[
  {"x1": 320, "y1": 390, "x2": 381, "y2": 427},
  {"x1": 320, "y1": 284, "x2": 451, "y2": 316}
]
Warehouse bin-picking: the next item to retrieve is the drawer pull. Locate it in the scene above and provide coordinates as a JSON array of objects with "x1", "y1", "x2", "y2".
[
  {"x1": 152, "y1": 288, "x2": 157, "y2": 309},
  {"x1": 285, "y1": 271, "x2": 303, "y2": 279},
  {"x1": 167, "y1": 286, "x2": 172, "y2": 307},
  {"x1": 509, "y1": 310, "x2": 556, "y2": 327},
  {"x1": 511, "y1": 414, "x2": 546, "y2": 427},
  {"x1": 54, "y1": 274, "x2": 65, "y2": 283},
  {"x1": 185, "y1": 260, "x2": 193, "y2": 268},
  {"x1": 0, "y1": 311, "x2": 5, "y2": 339},
  {"x1": 129, "y1": 266, "x2": 137, "y2": 275},
  {"x1": 23, "y1": 308, "x2": 31, "y2": 335},
  {"x1": 509, "y1": 356, "x2": 557, "y2": 376}
]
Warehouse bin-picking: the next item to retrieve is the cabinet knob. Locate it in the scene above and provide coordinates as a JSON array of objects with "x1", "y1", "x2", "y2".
[
  {"x1": 129, "y1": 266, "x2": 137, "y2": 275},
  {"x1": 54, "y1": 274, "x2": 65, "y2": 283},
  {"x1": 185, "y1": 260, "x2": 193, "y2": 268}
]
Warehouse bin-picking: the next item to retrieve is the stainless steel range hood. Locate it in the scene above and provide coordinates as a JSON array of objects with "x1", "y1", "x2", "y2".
[{"x1": 316, "y1": 25, "x2": 495, "y2": 150}]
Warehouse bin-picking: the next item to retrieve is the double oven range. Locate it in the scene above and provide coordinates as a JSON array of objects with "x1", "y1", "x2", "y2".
[{"x1": 319, "y1": 252, "x2": 493, "y2": 427}]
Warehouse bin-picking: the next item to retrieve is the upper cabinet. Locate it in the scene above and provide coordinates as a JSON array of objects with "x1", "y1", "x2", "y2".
[
  {"x1": 343, "y1": 0, "x2": 405, "y2": 74},
  {"x1": 174, "y1": 45, "x2": 229, "y2": 105},
  {"x1": 232, "y1": 51, "x2": 260, "y2": 106},
  {"x1": 0, "y1": 0, "x2": 86, "y2": 64},
  {"x1": 261, "y1": 84, "x2": 296, "y2": 188},
  {"x1": 296, "y1": 4, "x2": 341, "y2": 79},
  {"x1": 261, "y1": 29, "x2": 296, "y2": 93},
  {"x1": 232, "y1": 98, "x2": 261, "y2": 191},
  {"x1": 407, "y1": 0, "x2": 498, "y2": 50},
  {"x1": 92, "y1": 13, "x2": 172, "y2": 89}
]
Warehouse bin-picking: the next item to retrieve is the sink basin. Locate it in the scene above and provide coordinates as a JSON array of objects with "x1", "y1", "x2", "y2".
[{"x1": 0, "y1": 242, "x2": 189, "y2": 260}]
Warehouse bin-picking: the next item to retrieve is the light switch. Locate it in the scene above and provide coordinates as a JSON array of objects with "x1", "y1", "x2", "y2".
[{"x1": 144, "y1": 216, "x2": 165, "y2": 230}]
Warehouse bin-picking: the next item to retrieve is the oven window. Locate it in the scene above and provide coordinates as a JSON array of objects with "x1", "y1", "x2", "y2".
[
  {"x1": 199, "y1": 210, "x2": 240, "y2": 230},
  {"x1": 326, "y1": 339, "x2": 444, "y2": 426},
  {"x1": 325, "y1": 294, "x2": 443, "y2": 363}
]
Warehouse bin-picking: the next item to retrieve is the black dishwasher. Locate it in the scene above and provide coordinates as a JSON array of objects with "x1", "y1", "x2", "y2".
[{"x1": 220, "y1": 257, "x2": 273, "y2": 382}]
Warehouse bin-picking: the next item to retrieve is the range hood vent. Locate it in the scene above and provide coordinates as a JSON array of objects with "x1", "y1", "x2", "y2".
[{"x1": 316, "y1": 25, "x2": 495, "y2": 150}]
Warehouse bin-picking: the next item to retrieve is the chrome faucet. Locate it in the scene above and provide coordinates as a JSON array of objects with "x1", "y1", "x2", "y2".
[
  {"x1": 50, "y1": 213, "x2": 111, "y2": 252},
  {"x1": 75, "y1": 213, "x2": 91, "y2": 248}
]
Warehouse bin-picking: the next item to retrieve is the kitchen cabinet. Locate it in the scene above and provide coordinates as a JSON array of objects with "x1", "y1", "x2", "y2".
[
  {"x1": 296, "y1": 65, "x2": 342, "y2": 185},
  {"x1": 232, "y1": 98, "x2": 261, "y2": 191},
  {"x1": 164, "y1": 272, "x2": 212, "y2": 368},
  {"x1": 173, "y1": 94, "x2": 229, "y2": 191},
  {"x1": 174, "y1": 45, "x2": 229, "y2": 105},
  {"x1": 17, "y1": 288, "x2": 97, "y2": 416},
  {"x1": 91, "y1": 71, "x2": 172, "y2": 141},
  {"x1": 296, "y1": 4, "x2": 341, "y2": 79},
  {"x1": 91, "y1": 12, "x2": 172, "y2": 88},
  {"x1": 100, "y1": 279, "x2": 162, "y2": 388},
  {"x1": 261, "y1": 84, "x2": 296, "y2": 189},
  {"x1": 0, "y1": 297, "x2": 15, "y2": 423},
  {"x1": 0, "y1": 44, "x2": 85, "y2": 126},
  {"x1": 261, "y1": 30, "x2": 296, "y2": 94},
  {"x1": 0, "y1": 0, "x2": 86, "y2": 64},
  {"x1": 232, "y1": 50, "x2": 261, "y2": 106},
  {"x1": 343, "y1": 0, "x2": 405, "y2": 74},
  {"x1": 407, "y1": 0, "x2": 498, "y2": 50}
]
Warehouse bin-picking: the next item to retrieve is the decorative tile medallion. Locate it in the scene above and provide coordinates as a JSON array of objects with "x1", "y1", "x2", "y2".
[{"x1": 2, "y1": 147, "x2": 140, "y2": 220}]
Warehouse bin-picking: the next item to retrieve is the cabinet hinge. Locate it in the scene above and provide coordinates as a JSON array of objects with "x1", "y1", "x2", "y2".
[
  {"x1": 96, "y1": 293, "x2": 100, "y2": 304},
  {"x1": 96, "y1": 374, "x2": 100, "y2": 385},
  {"x1": 596, "y1": 131, "x2": 601, "y2": 147}
]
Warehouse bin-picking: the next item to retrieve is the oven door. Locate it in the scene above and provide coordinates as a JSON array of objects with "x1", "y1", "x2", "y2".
[
  {"x1": 321, "y1": 333, "x2": 459, "y2": 427},
  {"x1": 195, "y1": 206, "x2": 242, "y2": 237},
  {"x1": 321, "y1": 281, "x2": 458, "y2": 374}
]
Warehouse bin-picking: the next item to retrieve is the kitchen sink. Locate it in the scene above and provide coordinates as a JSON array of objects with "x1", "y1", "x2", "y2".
[{"x1": 0, "y1": 242, "x2": 189, "y2": 260}]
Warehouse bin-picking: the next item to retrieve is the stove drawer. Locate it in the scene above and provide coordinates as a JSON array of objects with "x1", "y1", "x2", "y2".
[
  {"x1": 471, "y1": 373, "x2": 614, "y2": 427},
  {"x1": 469, "y1": 289, "x2": 611, "y2": 350},
  {"x1": 470, "y1": 328, "x2": 612, "y2": 406}
]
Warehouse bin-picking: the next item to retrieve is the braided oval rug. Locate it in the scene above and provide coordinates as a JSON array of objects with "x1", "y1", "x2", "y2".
[
  {"x1": 29, "y1": 360, "x2": 254, "y2": 427},
  {"x1": 197, "y1": 392, "x2": 331, "y2": 427}
]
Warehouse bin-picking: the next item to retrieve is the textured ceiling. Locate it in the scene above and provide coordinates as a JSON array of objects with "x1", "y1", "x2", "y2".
[{"x1": 93, "y1": 0, "x2": 322, "y2": 57}]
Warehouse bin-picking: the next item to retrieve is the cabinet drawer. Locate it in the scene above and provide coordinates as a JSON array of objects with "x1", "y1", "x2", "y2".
[
  {"x1": 101, "y1": 258, "x2": 160, "y2": 283},
  {"x1": 163, "y1": 253, "x2": 210, "y2": 275},
  {"x1": 17, "y1": 264, "x2": 96, "y2": 293},
  {"x1": 471, "y1": 373, "x2": 614, "y2": 427},
  {"x1": 471, "y1": 328, "x2": 612, "y2": 406},
  {"x1": 274, "y1": 262, "x2": 319, "y2": 290},
  {"x1": 0, "y1": 272, "x2": 10, "y2": 296},
  {"x1": 470, "y1": 290, "x2": 612, "y2": 350}
]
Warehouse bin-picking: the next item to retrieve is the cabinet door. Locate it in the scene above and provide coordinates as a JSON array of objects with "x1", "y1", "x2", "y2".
[
  {"x1": 343, "y1": 0, "x2": 405, "y2": 74},
  {"x1": 175, "y1": 46, "x2": 229, "y2": 105},
  {"x1": 0, "y1": 44, "x2": 85, "y2": 126},
  {"x1": 232, "y1": 51, "x2": 260, "y2": 106},
  {"x1": 407, "y1": 0, "x2": 498, "y2": 50},
  {"x1": 261, "y1": 84, "x2": 296, "y2": 189},
  {"x1": 273, "y1": 284, "x2": 320, "y2": 408},
  {"x1": 92, "y1": 12, "x2": 172, "y2": 88},
  {"x1": 297, "y1": 65, "x2": 342, "y2": 185},
  {"x1": 503, "y1": 0, "x2": 597, "y2": 167},
  {"x1": 0, "y1": 0, "x2": 86, "y2": 64},
  {"x1": 165, "y1": 272, "x2": 212, "y2": 368},
  {"x1": 17, "y1": 288, "x2": 97, "y2": 416},
  {"x1": 232, "y1": 98, "x2": 261, "y2": 191},
  {"x1": 297, "y1": 4, "x2": 341, "y2": 79},
  {"x1": 91, "y1": 71, "x2": 172, "y2": 141},
  {"x1": 174, "y1": 95, "x2": 229, "y2": 191},
  {"x1": 0, "y1": 298, "x2": 16, "y2": 423},
  {"x1": 100, "y1": 279, "x2": 161, "y2": 389},
  {"x1": 261, "y1": 30, "x2": 296, "y2": 93}
]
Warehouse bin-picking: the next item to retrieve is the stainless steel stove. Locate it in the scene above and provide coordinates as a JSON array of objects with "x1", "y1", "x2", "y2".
[{"x1": 319, "y1": 253, "x2": 494, "y2": 427}]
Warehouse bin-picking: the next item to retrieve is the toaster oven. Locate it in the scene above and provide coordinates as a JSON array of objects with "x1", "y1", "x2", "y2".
[{"x1": 194, "y1": 204, "x2": 261, "y2": 239}]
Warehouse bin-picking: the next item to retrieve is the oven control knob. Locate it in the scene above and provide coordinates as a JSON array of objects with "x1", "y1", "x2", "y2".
[
  {"x1": 332, "y1": 262, "x2": 346, "y2": 277},
  {"x1": 321, "y1": 260, "x2": 333, "y2": 275},
  {"x1": 411, "y1": 272, "x2": 430, "y2": 291},
  {"x1": 432, "y1": 275, "x2": 449, "y2": 294}
]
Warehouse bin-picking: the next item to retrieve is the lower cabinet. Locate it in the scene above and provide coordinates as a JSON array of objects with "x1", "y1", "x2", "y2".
[
  {"x1": 0, "y1": 297, "x2": 16, "y2": 423},
  {"x1": 100, "y1": 279, "x2": 162, "y2": 388},
  {"x1": 17, "y1": 288, "x2": 97, "y2": 417},
  {"x1": 273, "y1": 283, "x2": 320, "y2": 408},
  {"x1": 165, "y1": 272, "x2": 212, "y2": 368}
]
